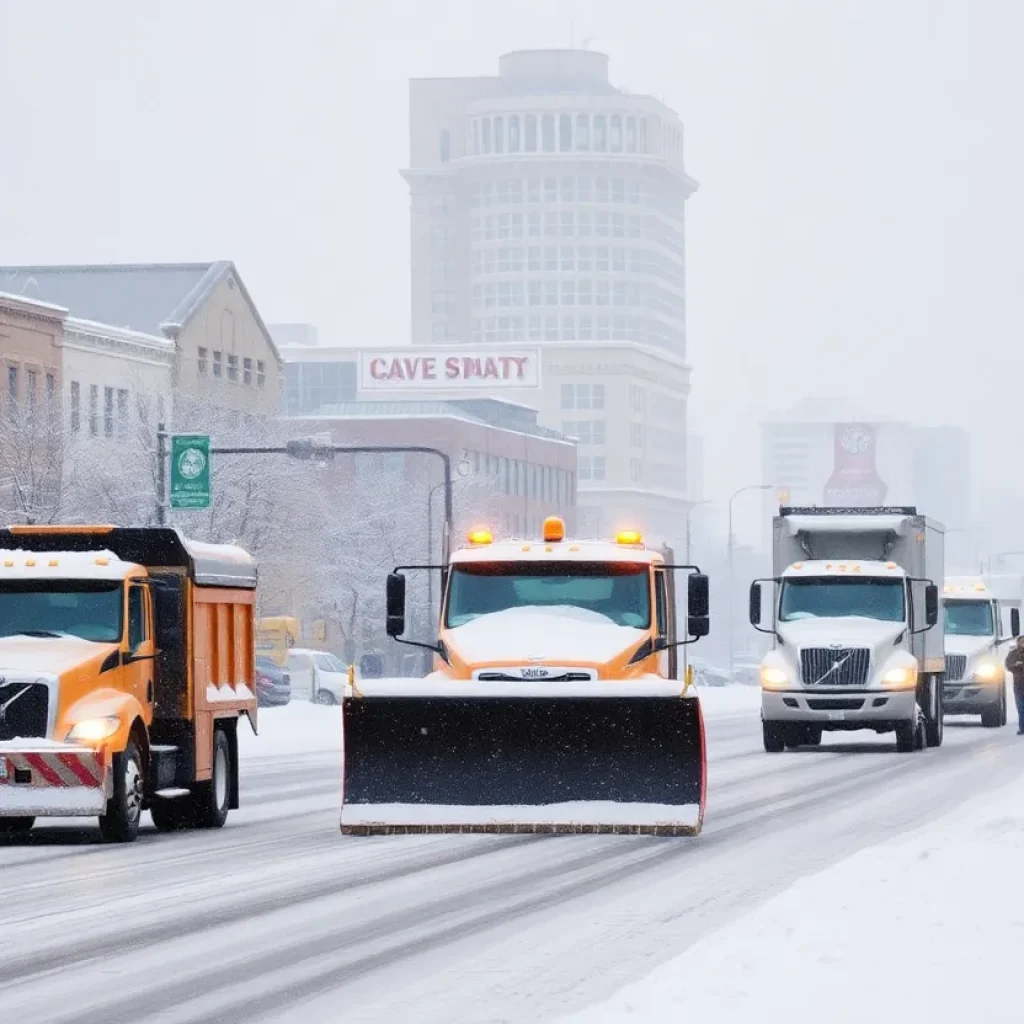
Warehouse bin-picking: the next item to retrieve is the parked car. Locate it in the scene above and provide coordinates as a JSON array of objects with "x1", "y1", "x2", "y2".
[
  {"x1": 285, "y1": 648, "x2": 349, "y2": 704},
  {"x1": 255, "y1": 656, "x2": 292, "y2": 707}
]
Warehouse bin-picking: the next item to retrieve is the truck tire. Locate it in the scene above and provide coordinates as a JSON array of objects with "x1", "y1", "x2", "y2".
[
  {"x1": 784, "y1": 725, "x2": 818, "y2": 749},
  {"x1": 895, "y1": 720, "x2": 917, "y2": 753},
  {"x1": 981, "y1": 692, "x2": 1004, "y2": 729},
  {"x1": 192, "y1": 728, "x2": 231, "y2": 829},
  {"x1": 0, "y1": 817, "x2": 35, "y2": 835},
  {"x1": 924, "y1": 677, "x2": 944, "y2": 748},
  {"x1": 763, "y1": 721, "x2": 786, "y2": 753},
  {"x1": 804, "y1": 726, "x2": 822, "y2": 746},
  {"x1": 99, "y1": 739, "x2": 144, "y2": 843},
  {"x1": 149, "y1": 797, "x2": 193, "y2": 832}
]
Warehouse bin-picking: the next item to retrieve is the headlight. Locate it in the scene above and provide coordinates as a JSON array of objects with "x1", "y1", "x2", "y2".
[
  {"x1": 974, "y1": 662, "x2": 1002, "y2": 682},
  {"x1": 882, "y1": 666, "x2": 917, "y2": 689},
  {"x1": 761, "y1": 666, "x2": 790, "y2": 689},
  {"x1": 66, "y1": 716, "x2": 120, "y2": 744}
]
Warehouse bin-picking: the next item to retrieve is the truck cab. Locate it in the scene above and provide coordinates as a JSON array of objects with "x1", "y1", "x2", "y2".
[
  {"x1": 0, "y1": 525, "x2": 258, "y2": 842},
  {"x1": 390, "y1": 517, "x2": 709, "y2": 683},
  {"x1": 750, "y1": 507, "x2": 943, "y2": 753},
  {"x1": 942, "y1": 576, "x2": 1010, "y2": 728}
]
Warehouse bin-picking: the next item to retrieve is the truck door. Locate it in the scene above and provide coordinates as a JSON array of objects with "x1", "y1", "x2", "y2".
[{"x1": 126, "y1": 582, "x2": 157, "y2": 721}]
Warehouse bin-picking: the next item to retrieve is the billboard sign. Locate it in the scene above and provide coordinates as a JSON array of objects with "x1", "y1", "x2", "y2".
[
  {"x1": 169, "y1": 434, "x2": 211, "y2": 510},
  {"x1": 824, "y1": 423, "x2": 888, "y2": 506},
  {"x1": 358, "y1": 349, "x2": 541, "y2": 392}
]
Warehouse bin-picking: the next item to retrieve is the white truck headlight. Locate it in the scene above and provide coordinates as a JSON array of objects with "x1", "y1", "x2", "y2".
[
  {"x1": 882, "y1": 666, "x2": 917, "y2": 689},
  {"x1": 67, "y1": 716, "x2": 120, "y2": 744},
  {"x1": 761, "y1": 666, "x2": 790, "y2": 690},
  {"x1": 973, "y1": 661, "x2": 1002, "y2": 683}
]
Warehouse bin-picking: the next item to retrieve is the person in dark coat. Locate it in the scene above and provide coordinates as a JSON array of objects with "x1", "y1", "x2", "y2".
[{"x1": 1004, "y1": 636, "x2": 1024, "y2": 734}]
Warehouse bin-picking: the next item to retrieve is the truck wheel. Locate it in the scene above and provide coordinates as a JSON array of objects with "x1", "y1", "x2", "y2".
[
  {"x1": 1001, "y1": 685, "x2": 1009, "y2": 727},
  {"x1": 99, "y1": 740, "x2": 144, "y2": 843},
  {"x1": 0, "y1": 817, "x2": 35, "y2": 834},
  {"x1": 925, "y1": 678, "x2": 944, "y2": 747},
  {"x1": 149, "y1": 797, "x2": 194, "y2": 831},
  {"x1": 804, "y1": 726, "x2": 822, "y2": 746},
  {"x1": 192, "y1": 728, "x2": 231, "y2": 829},
  {"x1": 895, "y1": 720, "x2": 917, "y2": 753},
  {"x1": 315, "y1": 689, "x2": 336, "y2": 705},
  {"x1": 981, "y1": 700, "x2": 1003, "y2": 728},
  {"x1": 763, "y1": 721, "x2": 786, "y2": 753}
]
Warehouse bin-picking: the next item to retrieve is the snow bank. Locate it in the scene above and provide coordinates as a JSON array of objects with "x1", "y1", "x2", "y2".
[
  {"x1": 341, "y1": 802, "x2": 700, "y2": 827},
  {"x1": 240, "y1": 684, "x2": 760, "y2": 761},
  {"x1": 560, "y1": 777, "x2": 1024, "y2": 1024}
]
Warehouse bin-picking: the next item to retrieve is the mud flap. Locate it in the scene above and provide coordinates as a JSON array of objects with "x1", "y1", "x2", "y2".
[{"x1": 341, "y1": 681, "x2": 706, "y2": 836}]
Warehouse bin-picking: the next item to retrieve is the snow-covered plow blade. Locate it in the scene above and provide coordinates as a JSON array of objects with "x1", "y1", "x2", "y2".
[{"x1": 341, "y1": 680, "x2": 706, "y2": 836}]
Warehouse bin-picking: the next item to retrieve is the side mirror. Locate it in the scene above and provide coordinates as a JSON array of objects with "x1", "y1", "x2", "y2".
[
  {"x1": 686, "y1": 572, "x2": 710, "y2": 639},
  {"x1": 386, "y1": 573, "x2": 407, "y2": 638},
  {"x1": 925, "y1": 584, "x2": 939, "y2": 628},
  {"x1": 749, "y1": 582, "x2": 762, "y2": 627},
  {"x1": 1013, "y1": 608, "x2": 1020, "y2": 638}
]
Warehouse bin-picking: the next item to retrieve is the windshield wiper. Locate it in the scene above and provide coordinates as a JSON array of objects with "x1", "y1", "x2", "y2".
[{"x1": 7, "y1": 630, "x2": 70, "y2": 639}]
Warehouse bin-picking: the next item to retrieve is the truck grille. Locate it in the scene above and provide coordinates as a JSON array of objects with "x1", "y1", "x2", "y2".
[
  {"x1": 945, "y1": 655, "x2": 967, "y2": 681},
  {"x1": 800, "y1": 648, "x2": 871, "y2": 687},
  {"x1": 0, "y1": 682, "x2": 49, "y2": 741}
]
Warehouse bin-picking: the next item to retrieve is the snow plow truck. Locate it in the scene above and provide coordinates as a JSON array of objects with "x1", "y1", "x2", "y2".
[
  {"x1": 341, "y1": 516, "x2": 711, "y2": 836},
  {"x1": 0, "y1": 525, "x2": 257, "y2": 842}
]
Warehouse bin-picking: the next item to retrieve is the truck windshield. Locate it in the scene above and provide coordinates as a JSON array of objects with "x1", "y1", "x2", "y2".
[
  {"x1": 944, "y1": 600, "x2": 994, "y2": 637},
  {"x1": 0, "y1": 580, "x2": 123, "y2": 642},
  {"x1": 446, "y1": 562, "x2": 651, "y2": 629},
  {"x1": 779, "y1": 577, "x2": 905, "y2": 623}
]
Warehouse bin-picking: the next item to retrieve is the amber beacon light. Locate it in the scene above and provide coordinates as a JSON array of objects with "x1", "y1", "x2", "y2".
[{"x1": 542, "y1": 516, "x2": 566, "y2": 542}]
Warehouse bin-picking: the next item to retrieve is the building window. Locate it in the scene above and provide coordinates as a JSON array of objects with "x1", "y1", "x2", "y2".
[
  {"x1": 481, "y1": 117, "x2": 492, "y2": 153},
  {"x1": 559, "y1": 113, "x2": 572, "y2": 151},
  {"x1": 508, "y1": 115, "x2": 520, "y2": 152},
  {"x1": 46, "y1": 373, "x2": 55, "y2": 405},
  {"x1": 242, "y1": 357, "x2": 252, "y2": 385},
  {"x1": 630, "y1": 423, "x2": 645, "y2": 448},
  {"x1": 594, "y1": 115, "x2": 607, "y2": 151},
  {"x1": 575, "y1": 113, "x2": 590, "y2": 151},
  {"x1": 610, "y1": 114, "x2": 623, "y2": 152},
  {"x1": 593, "y1": 456, "x2": 606, "y2": 481},
  {"x1": 638, "y1": 118, "x2": 648, "y2": 153},
  {"x1": 7, "y1": 365, "x2": 17, "y2": 404},
  {"x1": 89, "y1": 385, "x2": 99, "y2": 436},
  {"x1": 198, "y1": 347, "x2": 208, "y2": 375},
  {"x1": 104, "y1": 387, "x2": 114, "y2": 437},
  {"x1": 227, "y1": 354, "x2": 239, "y2": 382},
  {"x1": 213, "y1": 351, "x2": 223, "y2": 378},
  {"x1": 257, "y1": 360, "x2": 266, "y2": 389},
  {"x1": 541, "y1": 114, "x2": 555, "y2": 152},
  {"x1": 440, "y1": 129, "x2": 450, "y2": 163},
  {"x1": 562, "y1": 383, "x2": 606, "y2": 410},
  {"x1": 561, "y1": 421, "x2": 605, "y2": 446},
  {"x1": 70, "y1": 381, "x2": 80, "y2": 432},
  {"x1": 117, "y1": 389, "x2": 129, "y2": 431},
  {"x1": 630, "y1": 384, "x2": 646, "y2": 413},
  {"x1": 26, "y1": 370, "x2": 37, "y2": 411},
  {"x1": 630, "y1": 458, "x2": 643, "y2": 482},
  {"x1": 625, "y1": 116, "x2": 637, "y2": 152},
  {"x1": 525, "y1": 114, "x2": 537, "y2": 152}
]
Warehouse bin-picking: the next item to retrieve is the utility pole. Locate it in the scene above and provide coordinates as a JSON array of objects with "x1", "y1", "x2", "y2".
[{"x1": 155, "y1": 422, "x2": 168, "y2": 526}]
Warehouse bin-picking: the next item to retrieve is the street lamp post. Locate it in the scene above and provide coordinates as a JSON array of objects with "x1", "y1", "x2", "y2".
[
  {"x1": 728, "y1": 484, "x2": 773, "y2": 683},
  {"x1": 681, "y1": 499, "x2": 713, "y2": 681}
]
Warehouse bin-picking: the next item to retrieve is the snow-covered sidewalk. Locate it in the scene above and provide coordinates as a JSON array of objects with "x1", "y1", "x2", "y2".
[
  {"x1": 238, "y1": 683, "x2": 762, "y2": 761},
  {"x1": 561, "y1": 770, "x2": 1024, "y2": 1023}
]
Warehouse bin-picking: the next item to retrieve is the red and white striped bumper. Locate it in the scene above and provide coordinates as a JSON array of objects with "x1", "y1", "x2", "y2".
[{"x1": 0, "y1": 746, "x2": 110, "y2": 816}]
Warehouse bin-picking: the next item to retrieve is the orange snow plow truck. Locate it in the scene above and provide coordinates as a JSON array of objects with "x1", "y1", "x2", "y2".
[
  {"x1": 341, "y1": 516, "x2": 711, "y2": 836},
  {"x1": 0, "y1": 525, "x2": 257, "y2": 842}
]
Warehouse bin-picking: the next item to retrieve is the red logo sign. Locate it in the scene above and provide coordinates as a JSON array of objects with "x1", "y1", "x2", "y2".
[{"x1": 823, "y1": 423, "x2": 887, "y2": 506}]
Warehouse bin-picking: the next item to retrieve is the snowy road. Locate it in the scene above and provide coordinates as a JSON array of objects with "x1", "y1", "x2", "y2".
[{"x1": 2, "y1": 699, "x2": 1023, "y2": 1023}]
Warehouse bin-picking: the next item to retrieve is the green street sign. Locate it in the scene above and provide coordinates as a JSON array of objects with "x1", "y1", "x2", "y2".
[{"x1": 170, "y1": 434, "x2": 211, "y2": 509}]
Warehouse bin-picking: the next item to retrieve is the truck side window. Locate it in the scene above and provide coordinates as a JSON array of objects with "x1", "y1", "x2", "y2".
[
  {"x1": 128, "y1": 586, "x2": 147, "y2": 651},
  {"x1": 655, "y1": 571, "x2": 668, "y2": 638}
]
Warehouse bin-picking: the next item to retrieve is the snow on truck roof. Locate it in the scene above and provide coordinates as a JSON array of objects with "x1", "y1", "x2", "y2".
[
  {"x1": 0, "y1": 527, "x2": 256, "y2": 589},
  {"x1": 0, "y1": 550, "x2": 141, "y2": 581},
  {"x1": 782, "y1": 559, "x2": 906, "y2": 578},
  {"x1": 944, "y1": 577, "x2": 991, "y2": 598},
  {"x1": 783, "y1": 514, "x2": 914, "y2": 536},
  {"x1": 450, "y1": 538, "x2": 664, "y2": 566}
]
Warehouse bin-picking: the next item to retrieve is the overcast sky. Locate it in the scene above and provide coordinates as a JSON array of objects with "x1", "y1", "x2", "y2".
[{"x1": 1, "y1": 0, "x2": 1020, "y2": 541}]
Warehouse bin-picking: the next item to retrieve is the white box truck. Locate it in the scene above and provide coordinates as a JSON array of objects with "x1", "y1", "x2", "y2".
[
  {"x1": 749, "y1": 507, "x2": 944, "y2": 753},
  {"x1": 943, "y1": 576, "x2": 1017, "y2": 727}
]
